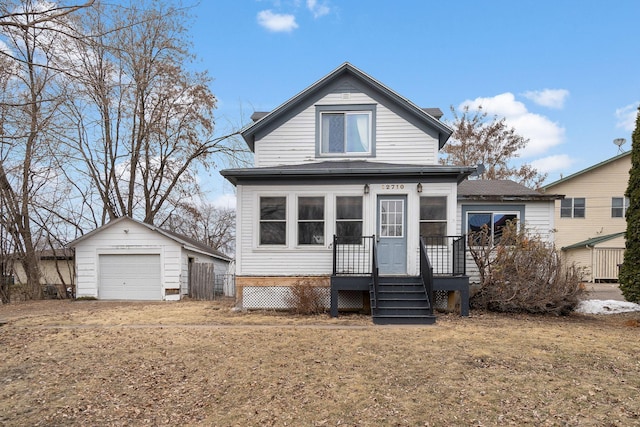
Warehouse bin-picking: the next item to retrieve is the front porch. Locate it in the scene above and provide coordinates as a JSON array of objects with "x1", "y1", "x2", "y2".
[{"x1": 330, "y1": 235, "x2": 470, "y2": 324}]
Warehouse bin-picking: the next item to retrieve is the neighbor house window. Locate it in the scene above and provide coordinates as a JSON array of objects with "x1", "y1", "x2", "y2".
[
  {"x1": 467, "y1": 212, "x2": 518, "y2": 245},
  {"x1": 420, "y1": 196, "x2": 447, "y2": 237},
  {"x1": 560, "y1": 197, "x2": 585, "y2": 218},
  {"x1": 612, "y1": 197, "x2": 629, "y2": 218},
  {"x1": 260, "y1": 197, "x2": 286, "y2": 245},
  {"x1": 298, "y1": 197, "x2": 325, "y2": 245},
  {"x1": 336, "y1": 196, "x2": 363, "y2": 244}
]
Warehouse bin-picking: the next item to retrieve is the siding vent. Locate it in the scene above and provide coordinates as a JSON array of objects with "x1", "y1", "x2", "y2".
[{"x1": 341, "y1": 92, "x2": 351, "y2": 100}]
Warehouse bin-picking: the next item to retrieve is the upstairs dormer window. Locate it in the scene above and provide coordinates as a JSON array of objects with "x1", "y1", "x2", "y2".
[{"x1": 316, "y1": 105, "x2": 375, "y2": 157}]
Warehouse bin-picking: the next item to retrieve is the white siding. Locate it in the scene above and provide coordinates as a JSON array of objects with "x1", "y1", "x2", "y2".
[
  {"x1": 254, "y1": 79, "x2": 440, "y2": 167},
  {"x1": 73, "y1": 218, "x2": 223, "y2": 301},
  {"x1": 456, "y1": 199, "x2": 556, "y2": 284},
  {"x1": 236, "y1": 182, "x2": 458, "y2": 277}
]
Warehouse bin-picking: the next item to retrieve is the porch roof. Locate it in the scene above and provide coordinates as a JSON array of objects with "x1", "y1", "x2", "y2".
[
  {"x1": 457, "y1": 180, "x2": 563, "y2": 201},
  {"x1": 561, "y1": 232, "x2": 625, "y2": 251},
  {"x1": 221, "y1": 160, "x2": 476, "y2": 185}
]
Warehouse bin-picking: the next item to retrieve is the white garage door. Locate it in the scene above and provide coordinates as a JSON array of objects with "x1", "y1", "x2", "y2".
[{"x1": 99, "y1": 254, "x2": 162, "y2": 300}]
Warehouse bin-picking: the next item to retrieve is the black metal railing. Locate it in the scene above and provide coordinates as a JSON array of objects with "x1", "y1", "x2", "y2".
[
  {"x1": 421, "y1": 235, "x2": 467, "y2": 276},
  {"x1": 371, "y1": 236, "x2": 379, "y2": 309},
  {"x1": 419, "y1": 237, "x2": 434, "y2": 315},
  {"x1": 333, "y1": 235, "x2": 375, "y2": 275}
]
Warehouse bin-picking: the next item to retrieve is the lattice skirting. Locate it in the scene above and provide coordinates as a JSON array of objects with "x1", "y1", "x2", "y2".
[
  {"x1": 242, "y1": 286, "x2": 363, "y2": 310},
  {"x1": 433, "y1": 290, "x2": 449, "y2": 310}
]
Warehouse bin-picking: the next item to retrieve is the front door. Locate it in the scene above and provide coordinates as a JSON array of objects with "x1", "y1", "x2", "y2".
[{"x1": 377, "y1": 195, "x2": 407, "y2": 275}]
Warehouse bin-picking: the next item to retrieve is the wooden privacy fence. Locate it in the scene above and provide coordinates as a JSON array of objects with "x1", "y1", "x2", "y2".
[{"x1": 189, "y1": 263, "x2": 235, "y2": 300}]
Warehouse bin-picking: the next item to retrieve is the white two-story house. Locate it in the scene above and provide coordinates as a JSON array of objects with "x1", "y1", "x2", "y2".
[{"x1": 222, "y1": 63, "x2": 479, "y2": 324}]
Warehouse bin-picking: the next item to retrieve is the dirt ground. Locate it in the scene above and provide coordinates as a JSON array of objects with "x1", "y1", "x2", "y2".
[{"x1": 1, "y1": 299, "x2": 639, "y2": 426}]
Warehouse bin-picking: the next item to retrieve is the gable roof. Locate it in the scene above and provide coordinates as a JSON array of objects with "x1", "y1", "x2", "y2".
[
  {"x1": 69, "y1": 216, "x2": 231, "y2": 262},
  {"x1": 561, "y1": 231, "x2": 625, "y2": 251},
  {"x1": 543, "y1": 151, "x2": 631, "y2": 190},
  {"x1": 241, "y1": 62, "x2": 453, "y2": 151},
  {"x1": 221, "y1": 160, "x2": 475, "y2": 185},
  {"x1": 458, "y1": 180, "x2": 563, "y2": 201}
]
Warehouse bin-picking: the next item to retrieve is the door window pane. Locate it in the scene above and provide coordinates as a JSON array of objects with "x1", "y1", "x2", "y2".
[{"x1": 379, "y1": 199, "x2": 404, "y2": 237}]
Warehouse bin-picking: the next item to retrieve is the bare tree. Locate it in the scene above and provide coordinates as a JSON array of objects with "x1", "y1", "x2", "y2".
[
  {"x1": 0, "y1": 1, "x2": 83, "y2": 299},
  {"x1": 162, "y1": 201, "x2": 235, "y2": 255},
  {"x1": 59, "y1": 1, "x2": 245, "y2": 228},
  {"x1": 440, "y1": 106, "x2": 547, "y2": 189}
]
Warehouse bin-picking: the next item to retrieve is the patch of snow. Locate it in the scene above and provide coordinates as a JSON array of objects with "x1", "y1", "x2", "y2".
[{"x1": 575, "y1": 299, "x2": 640, "y2": 315}]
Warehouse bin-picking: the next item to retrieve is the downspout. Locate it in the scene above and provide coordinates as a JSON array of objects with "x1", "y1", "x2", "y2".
[{"x1": 587, "y1": 244, "x2": 595, "y2": 283}]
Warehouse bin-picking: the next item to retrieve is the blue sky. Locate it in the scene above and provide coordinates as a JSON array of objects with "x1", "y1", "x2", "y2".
[{"x1": 188, "y1": 1, "x2": 640, "y2": 204}]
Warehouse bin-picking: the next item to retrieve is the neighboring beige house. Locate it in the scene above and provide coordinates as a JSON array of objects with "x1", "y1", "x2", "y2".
[
  {"x1": 12, "y1": 249, "x2": 75, "y2": 296},
  {"x1": 542, "y1": 151, "x2": 631, "y2": 282}
]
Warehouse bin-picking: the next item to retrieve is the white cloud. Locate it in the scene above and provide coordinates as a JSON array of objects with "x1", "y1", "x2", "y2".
[
  {"x1": 257, "y1": 10, "x2": 298, "y2": 32},
  {"x1": 307, "y1": 0, "x2": 330, "y2": 18},
  {"x1": 522, "y1": 89, "x2": 569, "y2": 109},
  {"x1": 615, "y1": 103, "x2": 639, "y2": 132},
  {"x1": 530, "y1": 154, "x2": 574, "y2": 174},
  {"x1": 212, "y1": 193, "x2": 237, "y2": 210},
  {"x1": 459, "y1": 92, "x2": 565, "y2": 158}
]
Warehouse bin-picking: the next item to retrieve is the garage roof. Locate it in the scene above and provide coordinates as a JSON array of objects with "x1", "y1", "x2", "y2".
[{"x1": 69, "y1": 216, "x2": 232, "y2": 262}]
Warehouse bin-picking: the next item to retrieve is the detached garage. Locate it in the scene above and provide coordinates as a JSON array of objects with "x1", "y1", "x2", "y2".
[{"x1": 70, "y1": 217, "x2": 232, "y2": 301}]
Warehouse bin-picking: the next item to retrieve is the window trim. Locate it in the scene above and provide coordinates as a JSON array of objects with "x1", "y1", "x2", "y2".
[
  {"x1": 561, "y1": 197, "x2": 586, "y2": 218},
  {"x1": 315, "y1": 104, "x2": 376, "y2": 158},
  {"x1": 419, "y1": 195, "x2": 448, "y2": 237},
  {"x1": 461, "y1": 205, "x2": 525, "y2": 246},
  {"x1": 258, "y1": 195, "x2": 288, "y2": 247},
  {"x1": 335, "y1": 195, "x2": 364, "y2": 245},
  {"x1": 612, "y1": 196, "x2": 629, "y2": 218},
  {"x1": 296, "y1": 196, "x2": 326, "y2": 246}
]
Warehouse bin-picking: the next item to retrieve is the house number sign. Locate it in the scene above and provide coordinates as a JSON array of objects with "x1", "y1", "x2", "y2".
[{"x1": 380, "y1": 184, "x2": 405, "y2": 190}]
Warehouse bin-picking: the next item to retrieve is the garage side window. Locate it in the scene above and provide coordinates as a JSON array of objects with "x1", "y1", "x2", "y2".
[
  {"x1": 260, "y1": 197, "x2": 286, "y2": 245},
  {"x1": 298, "y1": 197, "x2": 325, "y2": 245},
  {"x1": 336, "y1": 196, "x2": 363, "y2": 244}
]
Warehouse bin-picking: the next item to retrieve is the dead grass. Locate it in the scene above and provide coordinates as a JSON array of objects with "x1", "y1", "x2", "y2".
[{"x1": 1, "y1": 300, "x2": 639, "y2": 426}]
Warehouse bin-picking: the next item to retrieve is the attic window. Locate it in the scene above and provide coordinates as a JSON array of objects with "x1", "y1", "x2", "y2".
[{"x1": 316, "y1": 105, "x2": 375, "y2": 157}]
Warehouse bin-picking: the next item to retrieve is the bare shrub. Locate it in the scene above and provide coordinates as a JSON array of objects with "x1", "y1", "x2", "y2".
[
  {"x1": 469, "y1": 221, "x2": 585, "y2": 315},
  {"x1": 284, "y1": 280, "x2": 327, "y2": 315}
]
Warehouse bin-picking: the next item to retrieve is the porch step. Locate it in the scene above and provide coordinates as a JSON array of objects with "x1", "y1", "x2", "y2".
[{"x1": 370, "y1": 277, "x2": 434, "y2": 325}]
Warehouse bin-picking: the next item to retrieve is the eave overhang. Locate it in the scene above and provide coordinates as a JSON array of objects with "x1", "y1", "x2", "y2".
[
  {"x1": 221, "y1": 161, "x2": 475, "y2": 186},
  {"x1": 458, "y1": 194, "x2": 564, "y2": 202},
  {"x1": 241, "y1": 63, "x2": 453, "y2": 152}
]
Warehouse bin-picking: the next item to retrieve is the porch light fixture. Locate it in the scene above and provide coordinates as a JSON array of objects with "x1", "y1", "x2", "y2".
[
  {"x1": 417, "y1": 183, "x2": 423, "y2": 193},
  {"x1": 364, "y1": 183, "x2": 370, "y2": 194}
]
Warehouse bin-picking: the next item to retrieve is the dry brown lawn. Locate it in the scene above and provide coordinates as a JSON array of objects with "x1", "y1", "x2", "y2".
[{"x1": 1, "y1": 299, "x2": 639, "y2": 426}]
